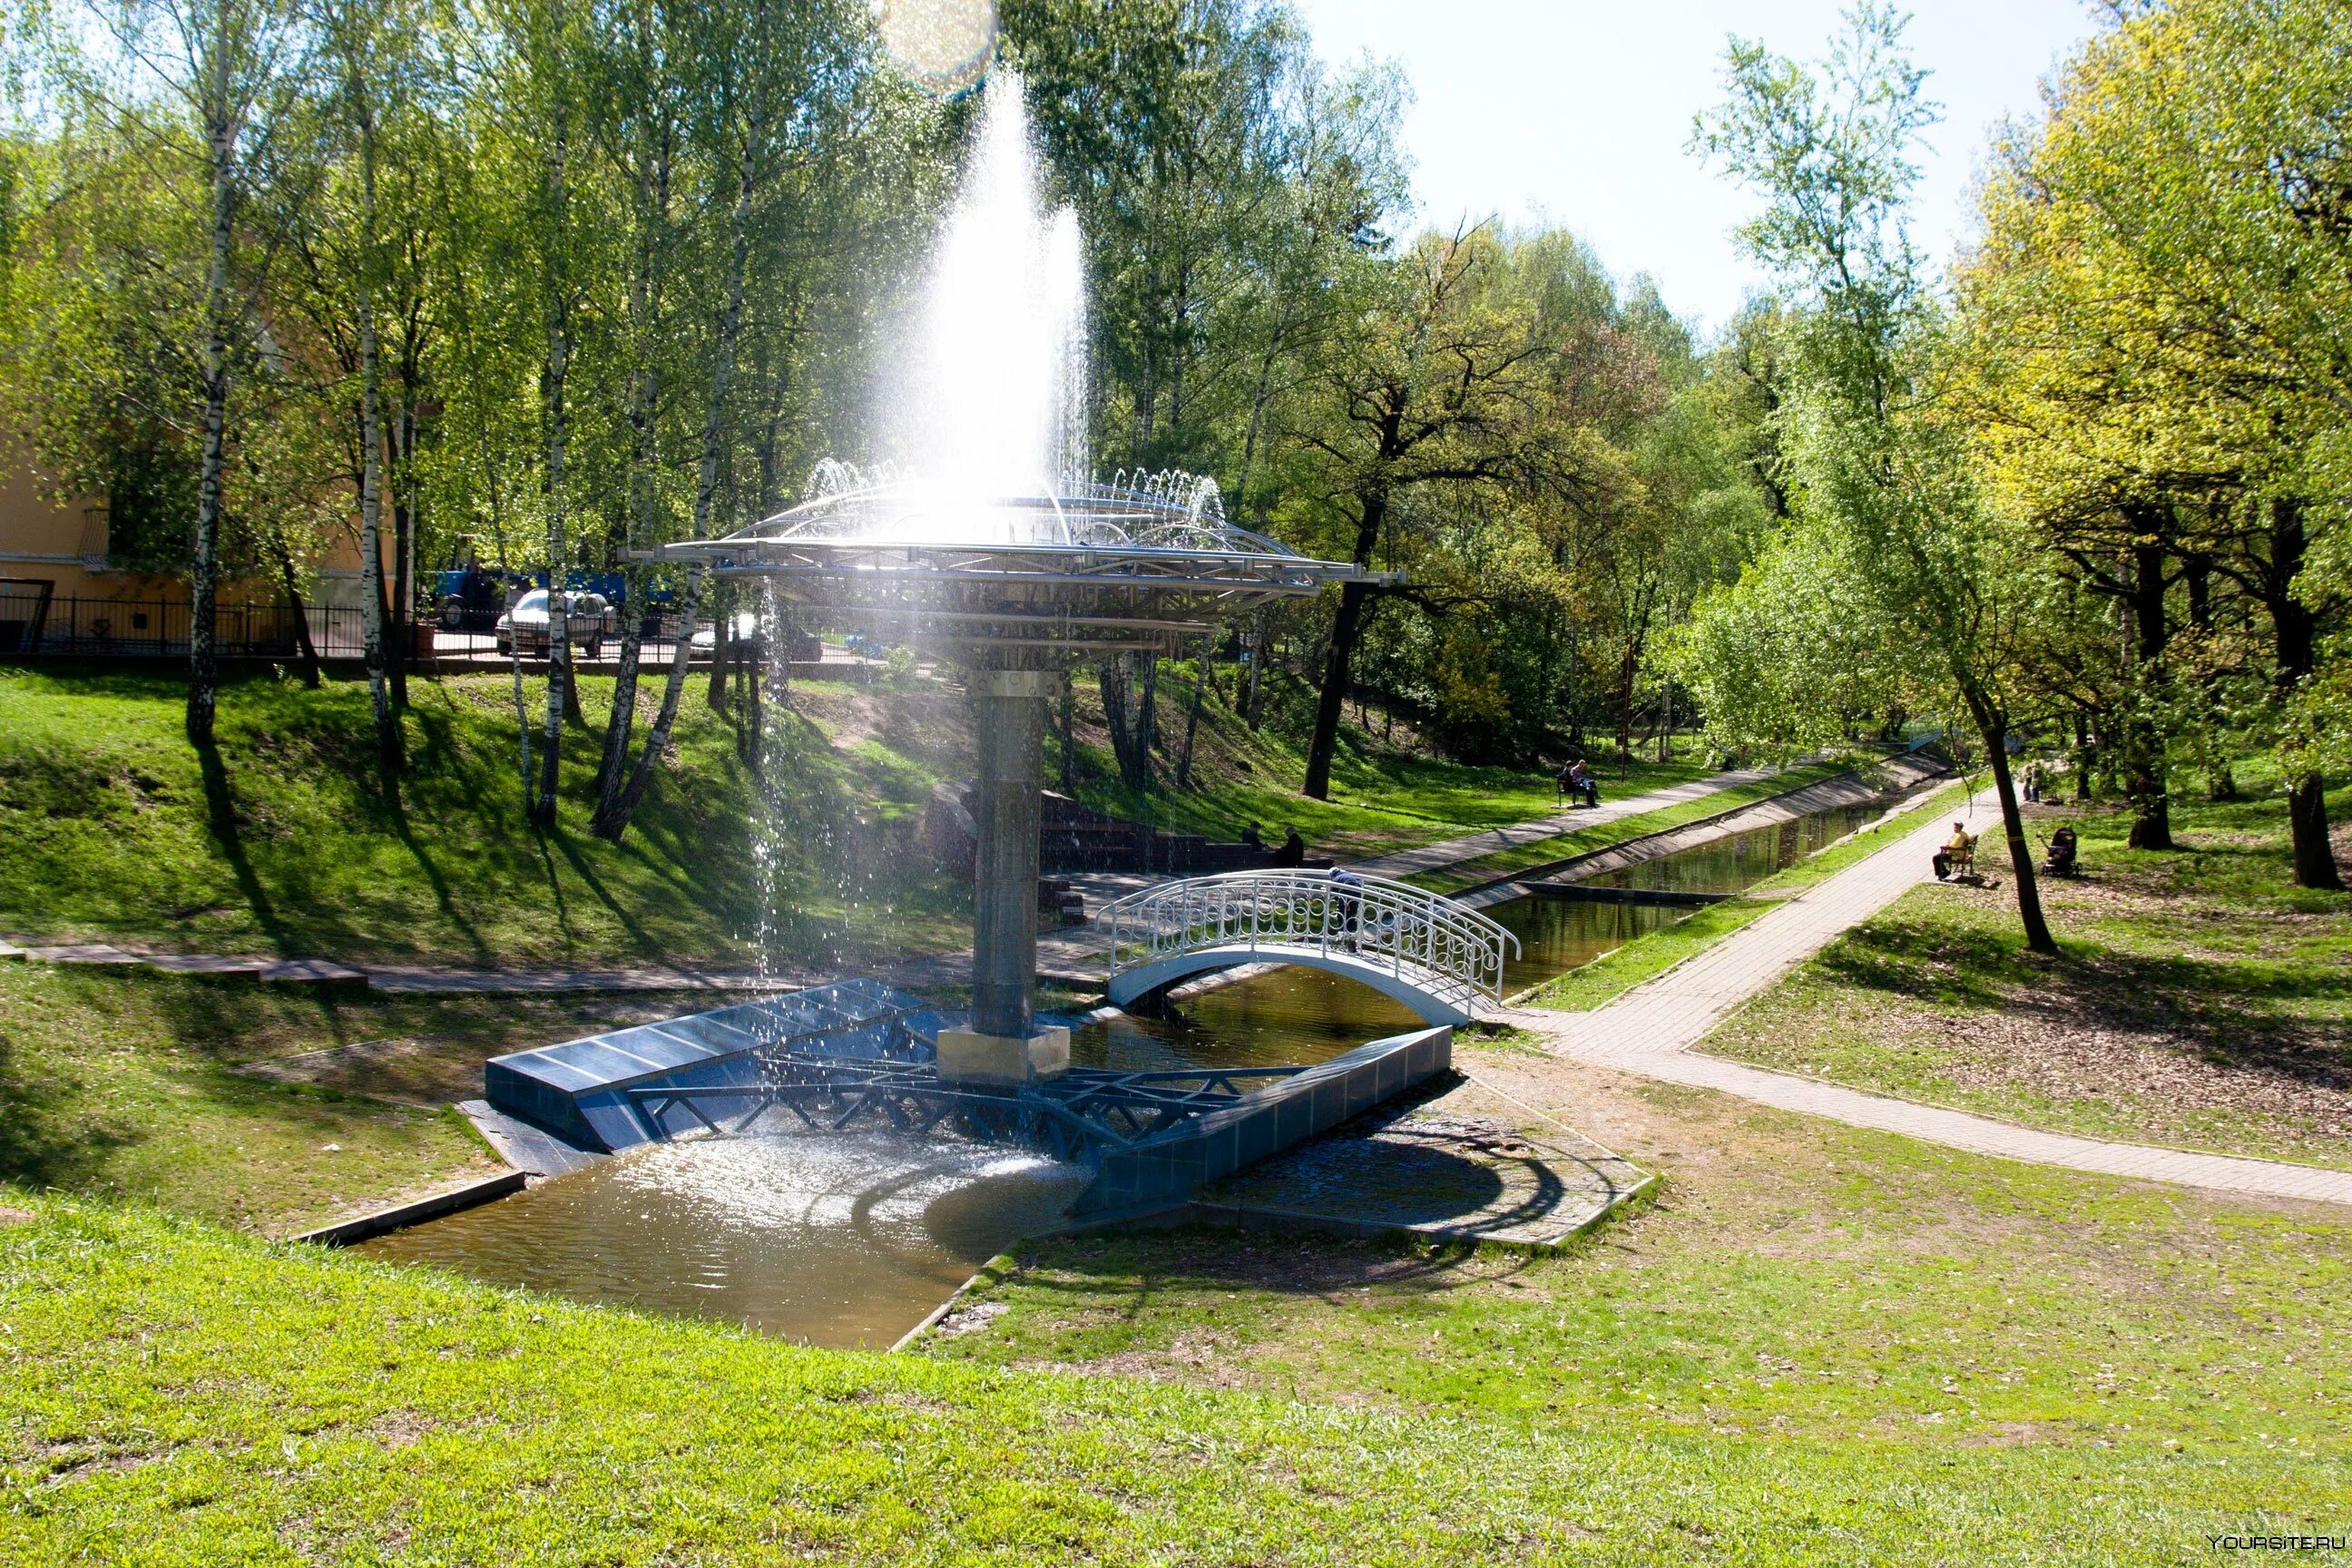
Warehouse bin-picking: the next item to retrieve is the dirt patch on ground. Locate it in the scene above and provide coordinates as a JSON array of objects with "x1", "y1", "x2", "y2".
[
  {"x1": 236, "y1": 1037, "x2": 496, "y2": 1107},
  {"x1": 1863, "y1": 1001, "x2": 2352, "y2": 1137},
  {"x1": 0, "y1": 1205, "x2": 32, "y2": 1228},
  {"x1": 790, "y1": 686, "x2": 969, "y2": 765}
]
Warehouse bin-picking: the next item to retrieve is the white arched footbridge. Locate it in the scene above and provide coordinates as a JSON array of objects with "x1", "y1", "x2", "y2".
[{"x1": 1100, "y1": 869, "x2": 1521, "y2": 1025}]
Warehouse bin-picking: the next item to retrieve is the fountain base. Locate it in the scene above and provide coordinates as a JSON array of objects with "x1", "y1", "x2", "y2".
[{"x1": 936, "y1": 1024, "x2": 1070, "y2": 1085}]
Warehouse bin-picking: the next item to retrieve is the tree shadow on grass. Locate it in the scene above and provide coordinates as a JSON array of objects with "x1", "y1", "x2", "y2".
[
  {"x1": 0, "y1": 1025, "x2": 143, "y2": 1193},
  {"x1": 547, "y1": 830, "x2": 658, "y2": 957},
  {"x1": 1817, "y1": 917, "x2": 2352, "y2": 1090},
  {"x1": 194, "y1": 739, "x2": 291, "y2": 958},
  {"x1": 383, "y1": 785, "x2": 494, "y2": 968}
]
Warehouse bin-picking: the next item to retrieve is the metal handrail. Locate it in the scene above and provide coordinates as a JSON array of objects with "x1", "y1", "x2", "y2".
[{"x1": 1099, "y1": 869, "x2": 1521, "y2": 1013}]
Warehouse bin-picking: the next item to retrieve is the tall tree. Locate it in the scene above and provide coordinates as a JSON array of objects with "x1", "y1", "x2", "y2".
[{"x1": 1691, "y1": 3, "x2": 2060, "y2": 953}]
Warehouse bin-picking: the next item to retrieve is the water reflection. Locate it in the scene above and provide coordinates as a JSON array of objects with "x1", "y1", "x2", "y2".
[{"x1": 1596, "y1": 804, "x2": 1882, "y2": 896}]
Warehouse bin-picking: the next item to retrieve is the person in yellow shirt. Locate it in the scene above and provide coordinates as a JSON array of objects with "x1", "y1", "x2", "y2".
[{"x1": 1932, "y1": 822, "x2": 1975, "y2": 881}]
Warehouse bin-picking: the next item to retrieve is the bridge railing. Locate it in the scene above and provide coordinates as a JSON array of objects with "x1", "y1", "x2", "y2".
[{"x1": 1100, "y1": 868, "x2": 1521, "y2": 1014}]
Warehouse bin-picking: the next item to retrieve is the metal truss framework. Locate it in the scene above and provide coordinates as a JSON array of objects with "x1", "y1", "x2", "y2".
[
  {"x1": 630, "y1": 1054, "x2": 1308, "y2": 1167},
  {"x1": 645, "y1": 476, "x2": 1382, "y2": 660}
]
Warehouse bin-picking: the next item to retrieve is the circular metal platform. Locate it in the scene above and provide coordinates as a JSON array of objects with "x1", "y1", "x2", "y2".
[{"x1": 650, "y1": 467, "x2": 1377, "y2": 664}]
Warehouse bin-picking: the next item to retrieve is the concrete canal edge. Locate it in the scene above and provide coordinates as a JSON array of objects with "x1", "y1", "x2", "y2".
[
  {"x1": 1450, "y1": 751, "x2": 1953, "y2": 912},
  {"x1": 891, "y1": 1250, "x2": 1024, "y2": 1352},
  {"x1": 290, "y1": 1171, "x2": 528, "y2": 1249}
]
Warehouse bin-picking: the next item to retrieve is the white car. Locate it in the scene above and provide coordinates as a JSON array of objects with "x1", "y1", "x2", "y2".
[{"x1": 495, "y1": 590, "x2": 613, "y2": 658}]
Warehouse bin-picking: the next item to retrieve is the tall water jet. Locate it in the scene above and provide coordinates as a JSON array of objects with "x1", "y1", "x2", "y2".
[{"x1": 881, "y1": 77, "x2": 1089, "y2": 505}]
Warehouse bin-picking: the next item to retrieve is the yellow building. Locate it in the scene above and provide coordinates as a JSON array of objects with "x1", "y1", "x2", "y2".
[{"x1": 0, "y1": 436, "x2": 391, "y2": 658}]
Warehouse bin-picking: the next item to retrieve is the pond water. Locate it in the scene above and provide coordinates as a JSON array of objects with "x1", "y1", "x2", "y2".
[
  {"x1": 353, "y1": 1132, "x2": 1091, "y2": 1348},
  {"x1": 354, "y1": 794, "x2": 1892, "y2": 1346},
  {"x1": 1592, "y1": 802, "x2": 1886, "y2": 896}
]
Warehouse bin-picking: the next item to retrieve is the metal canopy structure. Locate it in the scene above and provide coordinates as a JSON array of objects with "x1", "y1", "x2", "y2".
[{"x1": 648, "y1": 469, "x2": 1380, "y2": 662}]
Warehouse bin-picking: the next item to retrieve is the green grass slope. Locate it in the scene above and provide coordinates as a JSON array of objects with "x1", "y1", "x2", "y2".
[
  {"x1": 0, "y1": 668, "x2": 961, "y2": 969},
  {"x1": 2, "y1": 1181, "x2": 2339, "y2": 1566},
  {"x1": 0, "y1": 665, "x2": 1734, "y2": 968}
]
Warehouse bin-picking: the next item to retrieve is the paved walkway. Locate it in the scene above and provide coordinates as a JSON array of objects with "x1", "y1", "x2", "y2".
[{"x1": 1501, "y1": 800, "x2": 2352, "y2": 1210}]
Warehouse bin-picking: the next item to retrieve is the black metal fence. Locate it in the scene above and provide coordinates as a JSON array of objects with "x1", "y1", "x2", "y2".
[{"x1": 0, "y1": 583, "x2": 711, "y2": 666}]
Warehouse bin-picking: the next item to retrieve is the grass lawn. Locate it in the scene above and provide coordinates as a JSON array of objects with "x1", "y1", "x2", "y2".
[
  {"x1": 910, "y1": 1050, "x2": 2347, "y2": 1559},
  {"x1": 0, "y1": 666, "x2": 1738, "y2": 970},
  {"x1": 1519, "y1": 778, "x2": 1977, "y2": 1010},
  {"x1": 0, "y1": 962, "x2": 736, "y2": 1235},
  {"x1": 1062, "y1": 662, "x2": 1730, "y2": 861},
  {"x1": 7, "y1": 1084, "x2": 2347, "y2": 1568},
  {"x1": 1702, "y1": 771, "x2": 2352, "y2": 1170},
  {"x1": 4, "y1": 756, "x2": 2347, "y2": 1559},
  {"x1": 0, "y1": 667, "x2": 968, "y2": 970}
]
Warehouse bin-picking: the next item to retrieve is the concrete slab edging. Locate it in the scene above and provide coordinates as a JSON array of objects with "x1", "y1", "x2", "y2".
[{"x1": 290, "y1": 1171, "x2": 527, "y2": 1248}]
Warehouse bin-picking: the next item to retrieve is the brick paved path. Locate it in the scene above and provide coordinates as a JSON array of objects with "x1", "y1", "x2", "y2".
[{"x1": 1502, "y1": 800, "x2": 2352, "y2": 1209}]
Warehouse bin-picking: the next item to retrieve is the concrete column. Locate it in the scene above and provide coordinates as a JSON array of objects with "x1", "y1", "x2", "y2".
[{"x1": 971, "y1": 669, "x2": 1049, "y2": 1039}]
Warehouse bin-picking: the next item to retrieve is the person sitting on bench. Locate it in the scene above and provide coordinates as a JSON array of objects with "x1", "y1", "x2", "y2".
[
  {"x1": 1932, "y1": 822, "x2": 1976, "y2": 881},
  {"x1": 2043, "y1": 824, "x2": 2078, "y2": 876},
  {"x1": 1272, "y1": 826, "x2": 1307, "y2": 867}
]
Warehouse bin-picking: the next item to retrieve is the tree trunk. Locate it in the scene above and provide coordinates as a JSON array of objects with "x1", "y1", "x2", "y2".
[
  {"x1": 2269, "y1": 500, "x2": 2343, "y2": 889},
  {"x1": 2123, "y1": 538, "x2": 2171, "y2": 849},
  {"x1": 1616, "y1": 648, "x2": 1637, "y2": 780},
  {"x1": 596, "y1": 118, "x2": 763, "y2": 840},
  {"x1": 532, "y1": 118, "x2": 571, "y2": 828},
  {"x1": 1302, "y1": 581, "x2": 1371, "y2": 799},
  {"x1": 1176, "y1": 655, "x2": 1206, "y2": 789},
  {"x1": 1302, "y1": 485, "x2": 1387, "y2": 799},
  {"x1": 1137, "y1": 655, "x2": 1160, "y2": 778},
  {"x1": 187, "y1": 29, "x2": 235, "y2": 750},
  {"x1": 356, "y1": 160, "x2": 401, "y2": 777},
  {"x1": 2072, "y1": 710, "x2": 2094, "y2": 803},
  {"x1": 1967, "y1": 697, "x2": 2057, "y2": 956},
  {"x1": 2183, "y1": 552, "x2": 2235, "y2": 801},
  {"x1": 274, "y1": 543, "x2": 320, "y2": 689},
  {"x1": 1242, "y1": 610, "x2": 1268, "y2": 731},
  {"x1": 1057, "y1": 675, "x2": 1076, "y2": 793},
  {"x1": 509, "y1": 637, "x2": 534, "y2": 808},
  {"x1": 594, "y1": 121, "x2": 671, "y2": 824},
  {"x1": 1099, "y1": 655, "x2": 1150, "y2": 790},
  {"x1": 705, "y1": 579, "x2": 733, "y2": 711},
  {"x1": 390, "y1": 401, "x2": 413, "y2": 708}
]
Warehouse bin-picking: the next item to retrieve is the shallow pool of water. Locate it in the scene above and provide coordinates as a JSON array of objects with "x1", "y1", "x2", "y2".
[{"x1": 352, "y1": 1132, "x2": 1090, "y2": 1348}]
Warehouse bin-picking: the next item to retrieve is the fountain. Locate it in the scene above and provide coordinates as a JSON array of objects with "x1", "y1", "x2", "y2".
[
  {"x1": 653, "y1": 79, "x2": 1373, "y2": 1084},
  {"x1": 485, "y1": 74, "x2": 1462, "y2": 1241}
]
